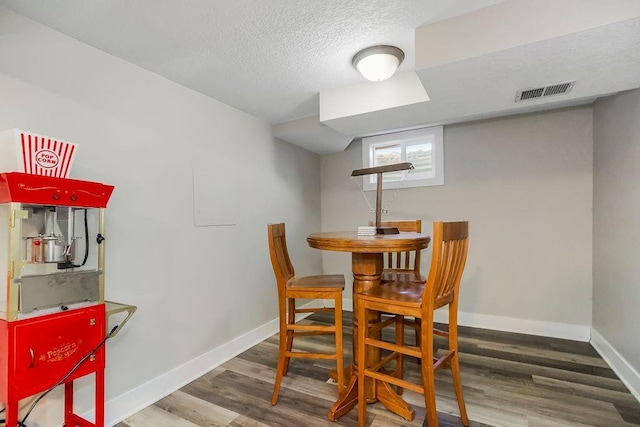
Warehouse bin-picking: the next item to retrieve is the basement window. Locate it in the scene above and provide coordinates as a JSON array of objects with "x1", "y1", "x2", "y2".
[{"x1": 361, "y1": 126, "x2": 444, "y2": 191}]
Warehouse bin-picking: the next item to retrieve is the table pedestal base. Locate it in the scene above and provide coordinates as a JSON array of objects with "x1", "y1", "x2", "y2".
[
  {"x1": 306, "y1": 232, "x2": 429, "y2": 423},
  {"x1": 376, "y1": 380, "x2": 415, "y2": 421},
  {"x1": 328, "y1": 371, "x2": 358, "y2": 421},
  {"x1": 327, "y1": 366, "x2": 415, "y2": 422}
]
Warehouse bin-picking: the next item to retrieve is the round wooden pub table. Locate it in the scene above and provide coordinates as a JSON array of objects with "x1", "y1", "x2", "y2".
[{"x1": 307, "y1": 231, "x2": 430, "y2": 422}]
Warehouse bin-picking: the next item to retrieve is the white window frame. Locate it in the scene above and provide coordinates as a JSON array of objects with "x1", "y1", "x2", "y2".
[{"x1": 361, "y1": 126, "x2": 444, "y2": 191}]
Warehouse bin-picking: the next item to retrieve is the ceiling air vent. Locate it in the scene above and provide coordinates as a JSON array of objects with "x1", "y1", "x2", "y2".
[{"x1": 515, "y1": 81, "x2": 575, "y2": 102}]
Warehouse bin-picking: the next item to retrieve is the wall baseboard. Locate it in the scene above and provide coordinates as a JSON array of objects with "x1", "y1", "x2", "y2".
[
  {"x1": 101, "y1": 317, "x2": 280, "y2": 426},
  {"x1": 591, "y1": 328, "x2": 640, "y2": 403},
  {"x1": 448, "y1": 309, "x2": 591, "y2": 342},
  {"x1": 343, "y1": 298, "x2": 591, "y2": 341},
  {"x1": 87, "y1": 299, "x2": 596, "y2": 425},
  {"x1": 85, "y1": 302, "x2": 321, "y2": 426}
]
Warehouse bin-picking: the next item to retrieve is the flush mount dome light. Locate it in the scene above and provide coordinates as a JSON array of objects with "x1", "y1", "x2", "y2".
[{"x1": 352, "y1": 45, "x2": 405, "y2": 82}]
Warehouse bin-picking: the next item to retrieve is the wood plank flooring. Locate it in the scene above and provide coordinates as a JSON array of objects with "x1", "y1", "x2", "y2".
[{"x1": 117, "y1": 312, "x2": 640, "y2": 427}]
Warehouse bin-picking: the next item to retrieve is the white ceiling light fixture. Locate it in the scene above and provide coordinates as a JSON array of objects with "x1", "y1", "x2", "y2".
[{"x1": 352, "y1": 45, "x2": 405, "y2": 82}]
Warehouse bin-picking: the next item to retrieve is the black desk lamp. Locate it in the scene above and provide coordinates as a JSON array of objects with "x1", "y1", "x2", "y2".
[{"x1": 351, "y1": 162, "x2": 414, "y2": 234}]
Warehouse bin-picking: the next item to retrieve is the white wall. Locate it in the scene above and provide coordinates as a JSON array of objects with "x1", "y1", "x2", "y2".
[
  {"x1": 321, "y1": 107, "x2": 593, "y2": 340},
  {"x1": 592, "y1": 89, "x2": 640, "y2": 400},
  {"x1": 0, "y1": 8, "x2": 321, "y2": 426}
]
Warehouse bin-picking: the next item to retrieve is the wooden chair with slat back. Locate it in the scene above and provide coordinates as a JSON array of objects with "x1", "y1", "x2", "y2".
[
  {"x1": 356, "y1": 221, "x2": 470, "y2": 427},
  {"x1": 267, "y1": 223, "x2": 345, "y2": 407},
  {"x1": 369, "y1": 220, "x2": 425, "y2": 284},
  {"x1": 372, "y1": 220, "x2": 425, "y2": 350}
]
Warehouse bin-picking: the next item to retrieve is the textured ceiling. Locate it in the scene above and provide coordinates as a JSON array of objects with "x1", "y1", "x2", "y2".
[
  {"x1": 0, "y1": 0, "x2": 504, "y2": 124},
  {"x1": 0, "y1": 1, "x2": 639, "y2": 155}
]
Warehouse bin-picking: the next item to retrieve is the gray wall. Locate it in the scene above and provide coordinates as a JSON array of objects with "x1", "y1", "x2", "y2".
[
  {"x1": 0, "y1": 8, "x2": 321, "y2": 425},
  {"x1": 593, "y1": 89, "x2": 640, "y2": 390},
  {"x1": 321, "y1": 107, "x2": 593, "y2": 338}
]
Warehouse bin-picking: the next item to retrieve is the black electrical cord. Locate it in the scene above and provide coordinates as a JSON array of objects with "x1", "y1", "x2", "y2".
[
  {"x1": 0, "y1": 390, "x2": 26, "y2": 426},
  {"x1": 72, "y1": 208, "x2": 90, "y2": 268},
  {"x1": 57, "y1": 208, "x2": 90, "y2": 270},
  {"x1": 0, "y1": 420, "x2": 28, "y2": 427},
  {"x1": 18, "y1": 324, "x2": 119, "y2": 427},
  {"x1": 79, "y1": 208, "x2": 89, "y2": 267}
]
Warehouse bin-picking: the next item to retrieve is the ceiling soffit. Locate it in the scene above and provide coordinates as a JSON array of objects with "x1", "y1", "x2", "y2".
[{"x1": 275, "y1": 1, "x2": 640, "y2": 154}]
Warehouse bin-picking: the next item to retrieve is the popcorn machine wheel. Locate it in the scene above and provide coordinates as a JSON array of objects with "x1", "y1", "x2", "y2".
[{"x1": 0, "y1": 172, "x2": 136, "y2": 427}]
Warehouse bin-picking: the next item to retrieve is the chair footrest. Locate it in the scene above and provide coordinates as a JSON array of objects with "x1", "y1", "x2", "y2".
[
  {"x1": 364, "y1": 337, "x2": 421, "y2": 359},
  {"x1": 286, "y1": 351, "x2": 337, "y2": 360},
  {"x1": 365, "y1": 369, "x2": 423, "y2": 394},
  {"x1": 288, "y1": 323, "x2": 335, "y2": 332}
]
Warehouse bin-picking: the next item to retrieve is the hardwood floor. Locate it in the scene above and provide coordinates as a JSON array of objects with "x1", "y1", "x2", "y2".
[{"x1": 117, "y1": 312, "x2": 640, "y2": 427}]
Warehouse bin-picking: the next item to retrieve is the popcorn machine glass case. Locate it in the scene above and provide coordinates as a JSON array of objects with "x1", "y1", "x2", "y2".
[
  {"x1": 0, "y1": 172, "x2": 135, "y2": 427},
  {"x1": 0, "y1": 173, "x2": 114, "y2": 320}
]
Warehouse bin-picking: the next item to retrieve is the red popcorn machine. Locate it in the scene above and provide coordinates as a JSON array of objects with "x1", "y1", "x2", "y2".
[{"x1": 0, "y1": 130, "x2": 136, "y2": 427}]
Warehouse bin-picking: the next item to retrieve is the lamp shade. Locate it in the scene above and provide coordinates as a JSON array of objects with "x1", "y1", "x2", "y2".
[{"x1": 352, "y1": 45, "x2": 404, "y2": 82}]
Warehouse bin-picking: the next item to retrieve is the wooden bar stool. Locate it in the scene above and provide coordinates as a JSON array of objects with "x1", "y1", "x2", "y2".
[
  {"x1": 356, "y1": 221, "x2": 470, "y2": 427},
  {"x1": 267, "y1": 223, "x2": 345, "y2": 407},
  {"x1": 372, "y1": 219, "x2": 425, "y2": 351}
]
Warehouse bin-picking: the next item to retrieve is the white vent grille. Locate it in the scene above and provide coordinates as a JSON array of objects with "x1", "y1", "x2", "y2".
[{"x1": 515, "y1": 81, "x2": 575, "y2": 102}]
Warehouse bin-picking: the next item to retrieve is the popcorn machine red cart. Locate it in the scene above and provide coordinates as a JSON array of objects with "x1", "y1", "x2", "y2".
[{"x1": 0, "y1": 130, "x2": 136, "y2": 427}]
